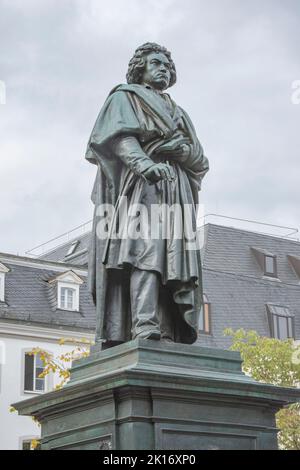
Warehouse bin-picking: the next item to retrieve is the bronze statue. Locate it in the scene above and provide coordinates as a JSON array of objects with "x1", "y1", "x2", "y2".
[{"x1": 85, "y1": 43, "x2": 209, "y2": 348}]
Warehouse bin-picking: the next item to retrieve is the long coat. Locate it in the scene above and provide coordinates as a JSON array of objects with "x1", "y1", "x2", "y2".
[{"x1": 85, "y1": 84, "x2": 209, "y2": 344}]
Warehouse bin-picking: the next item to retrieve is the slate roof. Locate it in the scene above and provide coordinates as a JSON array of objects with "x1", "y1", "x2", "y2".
[
  {"x1": 202, "y1": 224, "x2": 300, "y2": 285},
  {"x1": 0, "y1": 253, "x2": 95, "y2": 332},
  {"x1": 40, "y1": 232, "x2": 91, "y2": 266},
  {"x1": 5, "y1": 223, "x2": 300, "y2": 348},
  {"x1": 200, "y1": 224, "x2": 300, "y2": 349}
]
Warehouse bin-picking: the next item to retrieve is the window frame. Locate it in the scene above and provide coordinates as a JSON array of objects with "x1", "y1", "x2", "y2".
[
  {"x1": 60, "y1": 286, "x2": 76, "y2": 310},
  {"x1": 266, "y1": 304, "x2": 295, "y2": 340},
  {"x1": 66, "y1": 240, "x2": 79, "y2": 257},
  {"x1": 57, "y1": 281, "x2": 79, "y2": 311},
  {"x1": 199, "y1": 295, "x2": 212, "y2": 335},
  {"x1": 272, "y1": 314, "x2": 294, "y2": 340},
  {"x1": 264, "y1": 255, "x2": 277, "y2": 278},
  {"x1": 0, "y1": 272, "x2": 5, "y2": 302},
  {"x1": 20, "y1": 436, "x2": 41, "y2": 451},
  {"x1": 23, "y1": 351, "x2": 47, "y2": 395},
  {"x1": 0, "y1": 262, "x2": 9, "y2": 302}
]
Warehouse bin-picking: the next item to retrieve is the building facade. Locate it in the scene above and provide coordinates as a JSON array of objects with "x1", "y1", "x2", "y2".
[{"x1": 0, "y1": 253, "x2": 95, "y2": 450}]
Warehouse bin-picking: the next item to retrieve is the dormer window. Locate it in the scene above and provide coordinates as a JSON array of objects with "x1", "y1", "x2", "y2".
[
  {"x1": 264, "y1": 255, "x2": 277, "y2": 278},
  {"x1": 251, "y1": 247, "x2": 278, "y2": 279},
  {"x1": 66, "y1": 240, "x2": 79, "y2": 257},
  {"x1": 0, "y1": 262, "x2": 10, "y2": 302},
  {"x1": 48, "y1": 270, "x2": 84, "y2": 312},
  {"x1": 266, "y1": 304, "x2": 295, "y2": 340},
  {"x1": 60, "y1": 286, "x2": 77, "y2": 310},
  {"x1": 287, "y1": 255, "x2": 300, "y2": 281}
]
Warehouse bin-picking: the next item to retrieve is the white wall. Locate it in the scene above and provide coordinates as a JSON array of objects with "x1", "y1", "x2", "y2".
[{"x1": 0, "y1": 322, "x2": 92, "y2": 450}]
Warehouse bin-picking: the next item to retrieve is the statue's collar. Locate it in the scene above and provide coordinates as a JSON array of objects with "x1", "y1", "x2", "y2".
[
  {"x1": 141, "y1": 82, "x2": 165, "y2": 96},
  {"x1": 110, "y1": 84, "x2": 177, "y2": 133}
]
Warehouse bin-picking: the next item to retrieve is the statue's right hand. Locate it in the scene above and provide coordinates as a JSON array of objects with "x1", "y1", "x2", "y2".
[{"x1": 143, "y1": 163, "x2": 176, "y2": 183}]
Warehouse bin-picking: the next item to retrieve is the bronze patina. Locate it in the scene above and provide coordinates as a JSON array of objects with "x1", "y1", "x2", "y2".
[{"x1": 86, "y1": 43, "x2": 209, "y2": 347}]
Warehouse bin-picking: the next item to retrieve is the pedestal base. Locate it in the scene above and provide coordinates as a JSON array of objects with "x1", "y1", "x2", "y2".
[{"x1": 13, "y1": 340, "x2": 300, "y2": 450}]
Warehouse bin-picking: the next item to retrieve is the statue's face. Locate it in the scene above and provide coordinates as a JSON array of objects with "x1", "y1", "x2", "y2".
[{"x1": 141, "y1": 52, "x2": 171, "y2": 91}]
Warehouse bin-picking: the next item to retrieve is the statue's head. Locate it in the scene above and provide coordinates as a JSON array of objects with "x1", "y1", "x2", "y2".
[{"x1": 126, "y1": 42, "x2": 177, "y2": 91}]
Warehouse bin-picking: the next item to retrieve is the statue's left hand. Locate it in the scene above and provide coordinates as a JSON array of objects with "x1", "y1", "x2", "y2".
[
  {"x1": 159, "y1": 143, "x2": 190, "y2": 162},
  {"x1": 143, "y1": 162, "x2": 176, "y2": 183}
]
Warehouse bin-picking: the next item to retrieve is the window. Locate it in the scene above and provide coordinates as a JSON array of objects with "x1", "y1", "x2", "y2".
[
  {"x1": 251, "y1": 248, "x2": 279, "y2": 279},
  {"x1": 266, "y1": 304, "x2": 295, "y2": 340},
  {"x1": 22, "y1": 439, "x2": 41, "y2": 451},
  {"x1": 0, "y1": 273, "x2": 4, "y2": 302},
  {"x1": 66, "y1": 240, "x2": 79, "y2": 257},
  {"x1": 199, "y1": 294, "x2": 211, "y2": 335},
  {"x1": 24, "y1": 353, "x2": 45, "y2": 393},
  {"x1": 22, "y1": 440, "x2": 31, "y2": 451},
  {"x1": 264, "y1": 255, "x2": 277, "y2": 277},
  {"x1": 287, "y1": 254, "x2": 300, "y2": 280},
  {"x1": 60, "y1": 286, "x2": 76, "y2": 310},
  {"x1": 0, "y1": 262, "x2": 9, "y2": 302},
  {"x1": 57, "y1": 282, "x2": 79, "y2": 311}
]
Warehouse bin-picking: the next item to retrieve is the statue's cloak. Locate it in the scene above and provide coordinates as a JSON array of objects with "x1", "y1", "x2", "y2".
[{"x1": 85, "y1": 84, "x2": 209, "y2": 344}]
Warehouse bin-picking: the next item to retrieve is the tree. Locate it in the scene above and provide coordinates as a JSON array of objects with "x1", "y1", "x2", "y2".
[
  {"x1": 30, "y1": 337, "x2": 92, "y2": 390},
  {"x1": 224, "y1": 328, "x2": 300, "y2": 450}
]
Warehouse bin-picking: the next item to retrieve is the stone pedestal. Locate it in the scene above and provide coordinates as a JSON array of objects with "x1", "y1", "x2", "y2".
[{"x1": 13, "y1": 340, "x2": 300, "y2": 450}]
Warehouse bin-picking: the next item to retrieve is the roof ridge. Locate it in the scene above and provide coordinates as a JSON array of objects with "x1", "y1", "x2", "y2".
[
  {"x1": 0, "y1": 251, "x2": 88, "y2": 271},
  {"x1": 204, "y1": 223, "x2": 300, "y2": 245},
  {"x1": 37, "y1": 231, "x2": 91, "y2": 258}
]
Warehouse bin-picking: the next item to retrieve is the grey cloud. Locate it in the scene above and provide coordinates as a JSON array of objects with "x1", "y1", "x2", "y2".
[{"x1": 0, "y1": 0, "x2": 299, "y2": 254}]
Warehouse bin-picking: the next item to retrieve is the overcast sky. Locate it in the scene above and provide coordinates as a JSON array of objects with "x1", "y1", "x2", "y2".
[{"x1": 0, "y1": 0, "x2": 299, "y2": 255}]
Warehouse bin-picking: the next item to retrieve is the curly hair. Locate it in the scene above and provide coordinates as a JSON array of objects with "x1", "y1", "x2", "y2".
[{"x1": 126, "y1": 42, "x2": 177, "y2": 88}]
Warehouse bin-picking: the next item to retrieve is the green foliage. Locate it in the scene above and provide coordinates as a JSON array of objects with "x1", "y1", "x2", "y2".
[
  {"x1": 224, "y1": 328, "x2": 300, "y2": 450},
  {"x1": 30, "y1": 337, "x2": 92, "y2": 390},
  {"x1": 277, "y1": 403, "x2": 300, "y2": 450}
]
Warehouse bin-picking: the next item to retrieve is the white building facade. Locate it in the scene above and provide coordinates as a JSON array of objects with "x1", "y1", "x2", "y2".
[{"x1": 0, "y1": 254, "x2": 95, "y2": 450}]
